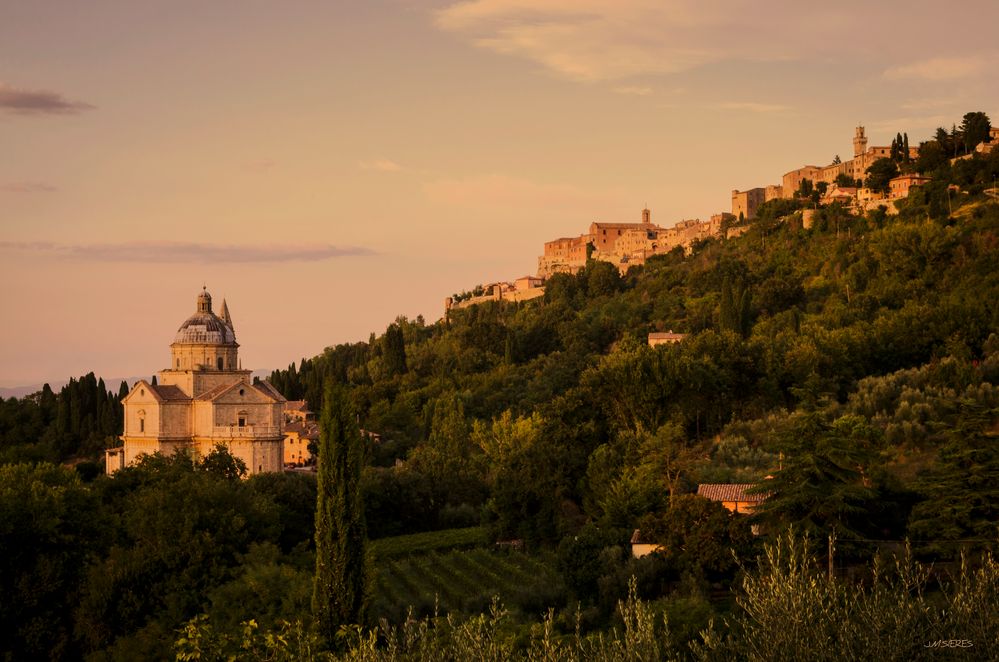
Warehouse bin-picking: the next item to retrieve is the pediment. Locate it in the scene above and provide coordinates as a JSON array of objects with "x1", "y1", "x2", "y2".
[
  {"x1": 122, "y1": 380, "x2": 162, "y2": 404},
  {"x1": 202, "y1": 379, "x2": 280, "y2": 405}
]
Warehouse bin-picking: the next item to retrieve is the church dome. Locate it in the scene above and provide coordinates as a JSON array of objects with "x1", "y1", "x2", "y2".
[{"x1": 172, "y1": 289, "x2": 236, "y2": 345}]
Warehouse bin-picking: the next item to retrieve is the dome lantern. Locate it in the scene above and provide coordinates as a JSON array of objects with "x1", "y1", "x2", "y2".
[{"x1": 197, "y1": 287, "x2": 212, "y2": 314}]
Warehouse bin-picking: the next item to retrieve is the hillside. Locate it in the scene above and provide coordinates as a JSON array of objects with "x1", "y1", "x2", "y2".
[
  {"x1": 267, "y1": 139, "x2": 999, "y2": 549},
  {"x1": 3, "y1": 122, "x2": 998, "y2": 661}
]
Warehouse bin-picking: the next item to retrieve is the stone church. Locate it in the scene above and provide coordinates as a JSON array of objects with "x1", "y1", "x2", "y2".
[{"x1": 105, "y1": 288, "x2": 286, "y2": 475}]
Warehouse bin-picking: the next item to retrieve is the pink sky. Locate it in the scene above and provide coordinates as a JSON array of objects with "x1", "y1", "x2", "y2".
[{"x1": 2, "y1": 0, "x2": 998, "y2": 386}]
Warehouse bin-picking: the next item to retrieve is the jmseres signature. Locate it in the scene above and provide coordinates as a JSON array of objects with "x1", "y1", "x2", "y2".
[{"x1": 924, "y1": 639, "x2": 973, "y2": 648}]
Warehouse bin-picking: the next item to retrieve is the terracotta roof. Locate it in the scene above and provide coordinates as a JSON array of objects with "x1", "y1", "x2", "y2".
[
  {"x1": 252, "y1": 380, "x2": 285, "y2": 401},
  {"x1": 284, "y1": 399, "x2": 308, "y2": 411},
  {"x1": 648, "y1": 332, "x2": 687, "y2": 340},
  {"x1": 630, "y1": 528, "x2": 644, "y2": 544},
  {"x1": 195, "y1": 382, "x2": 235, "y2": 401},
  {"x1": 148, "y1": 384, "x2": 190, "y2": 401},
  {"x1": 592, "y1": 222, "x2": 658, "y2": 231},
  {"x1": 697, "y1": 483, "x2": 767, "y2": 502},
  {"x1": 285, "y1": 421, "x2": 319, "y2": 436}
]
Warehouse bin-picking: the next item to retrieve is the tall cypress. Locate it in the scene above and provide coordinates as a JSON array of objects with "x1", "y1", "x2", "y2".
[
  {"x1": 384, "y1": 323, "x2": 408, "y2": 376},
  {"x1": 313, "y1": 381, "x2": 368, "y2": 643}
]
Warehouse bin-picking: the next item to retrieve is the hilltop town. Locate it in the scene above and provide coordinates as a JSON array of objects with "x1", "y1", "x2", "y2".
[{"x1": 447, "y1": 119, "x2": 998, "y2": 312}]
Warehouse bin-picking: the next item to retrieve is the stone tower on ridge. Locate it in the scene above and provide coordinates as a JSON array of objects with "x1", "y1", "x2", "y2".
[{"x1": 853, "y1": 125, "x2": 868, "y2": 158}]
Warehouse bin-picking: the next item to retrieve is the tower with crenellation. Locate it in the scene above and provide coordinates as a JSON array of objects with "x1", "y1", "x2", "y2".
[{"x1": 853, "y1": 125, "x2": 868, "y2": 158}]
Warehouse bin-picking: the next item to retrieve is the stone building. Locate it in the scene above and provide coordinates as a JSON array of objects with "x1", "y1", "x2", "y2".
[
  {"x1": 106, "y1": 288, "x2": 286, "y2": 476},
  {"x1": 537, "y1": 235, "x2": 591, "y2": 276},
  {"x1": 779, "y1": 126, "x2": 916, "y2": 198},
  {"x1": 537, "y1": 208, "x2": 733, "y2": 277},
  {"x1": 887, "y1": 173, "x2": 931, "y2": 199},
  {"x1": 731, "y1": 187, "x2": 765, "y2": 220},
  {"x1": 284, "y1": 420, "x2": 319, "y2": 466}
]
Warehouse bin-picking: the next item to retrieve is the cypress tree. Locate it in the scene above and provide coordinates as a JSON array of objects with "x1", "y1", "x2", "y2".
[
  {"x1": 383, "y1": 323, "x2": 407, "y2": 376},
  {"x1": 313, "y1": 381, "x2": 368, "y2": 643}
]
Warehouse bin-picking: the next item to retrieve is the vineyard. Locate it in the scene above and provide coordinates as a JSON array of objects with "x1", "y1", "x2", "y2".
[{"x1": 371, "y1": 546, "x2": 565, "y2": 623}]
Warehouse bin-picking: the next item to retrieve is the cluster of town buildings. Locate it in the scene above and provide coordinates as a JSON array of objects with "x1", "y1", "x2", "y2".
[
  {"x1": 523, "y1": 124, "x2": 998, "y2": 284},
  {"x1": 535, "y1": 207, "x2": 744, "y2": 278},
  {"x1": 732, "y1": 124, "x2": 999, "y2": 221}
]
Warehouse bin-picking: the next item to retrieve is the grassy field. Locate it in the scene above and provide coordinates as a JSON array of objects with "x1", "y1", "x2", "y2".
[
  {"x1": 369, "y1": 532, "x2": 565, "y2": 623},
  {"x1": 369, "y1": 526, "x2": 487, "y2": 560}
]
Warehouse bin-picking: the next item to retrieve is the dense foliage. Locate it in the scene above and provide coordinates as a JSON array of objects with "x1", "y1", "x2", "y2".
[
  {"x1": 0, "y1": 373, "x2": 125, "y2": 466},
  {"x1": 3, "y1": 112, "x2": 998, "y2": 659}
]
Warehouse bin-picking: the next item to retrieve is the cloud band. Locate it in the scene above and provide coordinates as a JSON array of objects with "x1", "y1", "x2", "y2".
[{"x1": 0, "y1": 240, "x2": 374, "y2": 263}]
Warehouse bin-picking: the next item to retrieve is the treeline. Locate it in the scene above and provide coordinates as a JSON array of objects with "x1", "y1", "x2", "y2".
[
  {"x1": 0, "y1": 373, "x2": 127, "y2": 466},
  {"x1": 262, "y1": 129, "x2": 999, "y2": 550},
  {"x1": 1, "y1": 453, "x2": 319, "y2": 660}
]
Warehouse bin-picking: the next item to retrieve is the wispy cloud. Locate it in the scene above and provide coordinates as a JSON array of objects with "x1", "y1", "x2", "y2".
[
  {"x1": 435, "y1": 1, "x2": 992, "y2": 84},
  {"x1": 359, "y1": 158, "x2": 403, "y2": 172},
  {"x1": 246, "y1": 158, "x2": 276, "y2": 171},
  {"x1": 0, "y1": 82, "x2": 95, "y2": 115},
  {"x1": 0, "y1": 240, "x2": 374, "y2": 263},
  {"x1": 614, "y1": 85, "x2": 653, "y2": 96},
  {"x1": 0, "y1": 181, "x2": 58, "y2": 193},
  {"x1": 435, "y1": 0, "x2": 728, "y2": 81},
  {"x1": 713, "y1": 101, "x2": 791, "y2": 114},
  {"x1": 884, "y1": 56, "x2": 985, "y2": 81}
]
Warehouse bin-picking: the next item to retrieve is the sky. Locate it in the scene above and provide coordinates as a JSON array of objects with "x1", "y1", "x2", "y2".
[{"x1": 2, "y1": 0, "x2": 998, "y2": 386}]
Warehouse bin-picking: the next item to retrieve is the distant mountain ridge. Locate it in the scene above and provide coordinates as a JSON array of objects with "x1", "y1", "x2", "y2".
[{"x1": 0, "y1": 369, "x2": 274, "y2": 400}]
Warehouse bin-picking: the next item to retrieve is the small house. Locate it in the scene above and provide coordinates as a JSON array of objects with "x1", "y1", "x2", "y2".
[{"x1": 696, "y1": 483, "x2": 767, "y2": 515}]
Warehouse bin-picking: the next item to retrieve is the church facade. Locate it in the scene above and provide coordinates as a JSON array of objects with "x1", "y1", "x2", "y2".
[{"x1": 105, "y1": 289, "x2": 286, "y2": 475}]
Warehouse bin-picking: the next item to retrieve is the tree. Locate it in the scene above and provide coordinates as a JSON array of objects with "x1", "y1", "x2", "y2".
[
  {"x1": 198, "y1": 442, "x2": 247, "y2": 480},
  {"x1": 832, "y1": 154, "x2": 841, "y2": 165},
  {"x1": 960, "y1": 111, "x2": 992, "y2": 152},
  {"x1": 916, "y1": 140, "x2": 947, "y2": 174},
  {"x1": 383, "y1": 323, "x2": 407, "y2": 376},
  {"x1": 834, "y1": 173, "x2": 857, "y2": 188},
  {"x1": 751, "y1": 413, "x2": 878, "y2": 538},
  {"x1": 865, "y1": 158, "x2": 899, "y2": 195},
  {"x1": 313, "y1": 382, "x2": 368, "y2": 641},
  {"x1": 637, "y1": 494, "x2": 755, "y2": 582},
  {"x1": 907, "y1": 402, "x2": 999, "y2": 552},
  {"x1": 0, "y1": 464, "x2": 102, "y2": 660}
]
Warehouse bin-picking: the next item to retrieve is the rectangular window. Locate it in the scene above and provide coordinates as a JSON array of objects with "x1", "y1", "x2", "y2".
[
  {"x1": 238, "y1": 417, "x2": 246, "y2": 427},
  {"x1": 139, "y1": 419, "x2": 145, "y2": 433}
]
